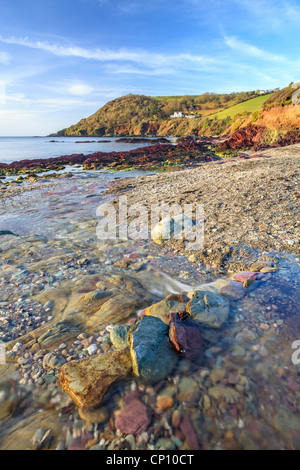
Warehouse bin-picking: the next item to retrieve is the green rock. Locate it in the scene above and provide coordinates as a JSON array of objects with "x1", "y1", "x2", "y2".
[
  {"x1": 156, "y1": 438, "x2": 176, "y2": 450},
  {"x1": 210, "y1": 368, "x2": 226, "y2": 384},
  {"x1": 42, "y1": 352, "x2": 66, "y2": 371},
  {"x1": 110, "y1": 325, "x2": 130, "y2": 349},
  {"x1": 186, "y1": 290, "x2": 229, "y2": 328},
  {"x1": 44, "y1": 375, "x2": 57, "y2": 383},
  {"x1": 274, "y1": 409, "x2": 300, "y2": 435},
  {"x1": 208, "y1": 386, "x2": 239, "y2": 402},
  {"x1": 128, "y1": 316, "x2": 178, "y2": 383},
  {"x1": 177, "y1": 377, "x2": 200, "y2": 402}
]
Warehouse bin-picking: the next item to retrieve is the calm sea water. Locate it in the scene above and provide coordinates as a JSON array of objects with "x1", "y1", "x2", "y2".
[{"x1": 0, "y1": 136, "x2": 173, "y2": 164}]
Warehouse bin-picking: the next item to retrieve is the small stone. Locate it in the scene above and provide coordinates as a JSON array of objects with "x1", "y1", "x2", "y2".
[
  {"x1": 43, "y1": 352, "x2": 66, "y2": 371},
  {"x1": 79, "y1": 406, "x2": 109, "y2": 424},
  {"x1": 260, "y1": 323, "x2": 270, "y2": 331},
  {"x1": 201, "y1": 394, "x2": 211, "y2": 411},
  {"x1": 208, "y1": 386, "x2": 239, "y2": 403},
  {"x1": 31, "y1": 429, "x2": 53, "y2": 450},
  {"x1": 87, "y1": 344, "x2": 97, "y2": 356},
  {"x1": 156, "y1": 395, "x2": 174, "y2": 410},
  {"x1": 156, "y1": 438, "x2": 176, "y2": 450},
  {"x1": 177, "y1": 377, "x2": 200, "y2": 402},
  {"x1": 179, "y1": 415, "x2": 200, "y2": 450},
  {"x1": 172, "y1": 409, "x2": 182, "y2": 428},
  {"x1": 260, "y1": 266, "x2": 279, "y2": 273},
  {"x1": 188, "y1": 254, "x2": 197, "y2": 264},
  {"x1": 115, "y1": 399, "x2": 151, "y2": 435},
  {"x1": 232, "y1": 272, "x2": 262, "y2": 283},
  {"x1": 210, "y1": 368, "x2": 226, "y2": 384},
  {"x1": 110, "y1": 325, "x2": 130, "y2": 349}
]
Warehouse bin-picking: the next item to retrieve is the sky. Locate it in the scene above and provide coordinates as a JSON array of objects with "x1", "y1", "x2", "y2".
[{"x1": 0, "y1": 0, "x2": 300, "y2": 135}]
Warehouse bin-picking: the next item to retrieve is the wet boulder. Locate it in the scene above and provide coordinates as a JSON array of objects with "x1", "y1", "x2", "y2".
[
  {"x1": 58, "y1": 347, "x2": 132, "y2": 407},
  {"x1": 144, "y1": 293, "x2": 188, "y2": 324},
  {"x1": 128, "y1": 316, "x2": 178, "y2": 383},
  {"x1": 186, "y1": 290, "x2": 230, "y2": 328}
]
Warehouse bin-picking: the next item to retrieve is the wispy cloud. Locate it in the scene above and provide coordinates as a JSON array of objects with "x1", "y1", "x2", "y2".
[
  {"x1": 0, "y1": 35, "x2": 221, "y2": 71},
  {"x1": 225, "y1": 36, "x2": 287, "y2": 62}
]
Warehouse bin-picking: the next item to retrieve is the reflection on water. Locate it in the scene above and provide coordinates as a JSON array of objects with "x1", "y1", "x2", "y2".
[{"x1": 0, "y1": 174, "x2": 300, "y2": 450}]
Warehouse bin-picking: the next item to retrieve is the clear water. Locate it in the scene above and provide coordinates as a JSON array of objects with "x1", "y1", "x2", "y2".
[{"x1": 0, "y1": 136, "x2": 174, "y2": 164}]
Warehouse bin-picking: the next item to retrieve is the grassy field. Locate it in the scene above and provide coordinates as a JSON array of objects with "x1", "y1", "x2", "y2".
[{"x1": 208, "y1": 93, "x2": 273, "y2": 120}]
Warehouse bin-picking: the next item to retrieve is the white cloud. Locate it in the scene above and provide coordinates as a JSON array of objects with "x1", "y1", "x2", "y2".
[
  {"x1": 0, "y1": 35, "x2": 221, "y2": 71},
  {"x1": 68, "y1": 83, "x2": 94, "y2": 96}
]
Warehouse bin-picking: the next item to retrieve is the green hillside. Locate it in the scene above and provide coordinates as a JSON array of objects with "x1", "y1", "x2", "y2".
[
  {"x1": 208, "y1": 94, "x2": 273, "y2": 120},
  {"x1": 52, "y1": 91, "x2": 273, "y2": 136}
]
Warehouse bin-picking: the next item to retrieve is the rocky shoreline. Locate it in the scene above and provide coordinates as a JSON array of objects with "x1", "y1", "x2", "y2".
[
  {"x1": 0, "y1": 137, "x2": 218, "y2": 177},
  {"x1": 0, "y1": 142, "x2": 299, "y2": 450}
]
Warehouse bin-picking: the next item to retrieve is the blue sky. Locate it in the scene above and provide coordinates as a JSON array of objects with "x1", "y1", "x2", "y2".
[{"x1": 0, "y1": 0, "x2": 300, "y2": 135}]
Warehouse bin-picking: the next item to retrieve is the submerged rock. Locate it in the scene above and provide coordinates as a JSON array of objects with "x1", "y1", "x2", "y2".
[
  {"x1": 115, "y1": 399, "x2": 151, "y2": 435},
  {"x1": 128, "y1": 316, "x2": 178, "y2": 383},
  {"x1": 186, "y1": 290, "x2": 229, "y2": 328},
  {"x1": 110, "y1": 325, "x2": 130, "y2": 349},
  {"x1": 58, "y1": 347, "x2": 132, "y2": 407},
  {"x1": 145, "y1": 294, "x2": 187, "y2": 324},
  {"x1": 169, "y1": 312, "x2": 205, "y2": 359},
  {"x1": 232, "y1": 272, "x2": 263, "y2": 283},
  {"x1": 179, "y1": 415, "x2": 200, "y2": 450}
]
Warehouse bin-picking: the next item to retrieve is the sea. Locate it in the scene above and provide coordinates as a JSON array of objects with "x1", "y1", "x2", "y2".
[{"x1": 0, "y1": 136, "x2": 174, "y2": 164}]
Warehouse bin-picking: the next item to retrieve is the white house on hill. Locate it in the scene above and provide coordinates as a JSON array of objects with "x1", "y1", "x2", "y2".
[{"x1": 170, "y1": 111, "x2": 184, "y2": 118}]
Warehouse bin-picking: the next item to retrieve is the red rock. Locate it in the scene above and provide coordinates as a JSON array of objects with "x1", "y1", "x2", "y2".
[
  {"x1": 115, "y1": 399, "x2": 151, "y2": 435},
  {"x1": 68, "y1": 430, "x2": 94, "y2": 450},
  {"x1": 0, "y1": 137, "x2": 218, "y2": 174},
  {"x1": 125, "y1": 253, "x2": 140, "y2": 259},
  {"x1": 217, "y1": 126, "x2": 267, "y2": 151},
  {"x1": 169, "y1": 312, "x2": 205, "y2": 359},
  {"x1": 179, "y1": 415, "x2": 200, "y2": 450},
  {"x1": 122, "y1": 390, "x2": 143, "y2": 404},
  {"x1": 232, "y1": 272, "x2": 262, "y2": 283}
]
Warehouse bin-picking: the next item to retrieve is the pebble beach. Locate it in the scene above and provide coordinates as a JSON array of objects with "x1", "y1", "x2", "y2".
[{"x1": 0, "y1": 142, "x2": 299, "y2": 450}]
